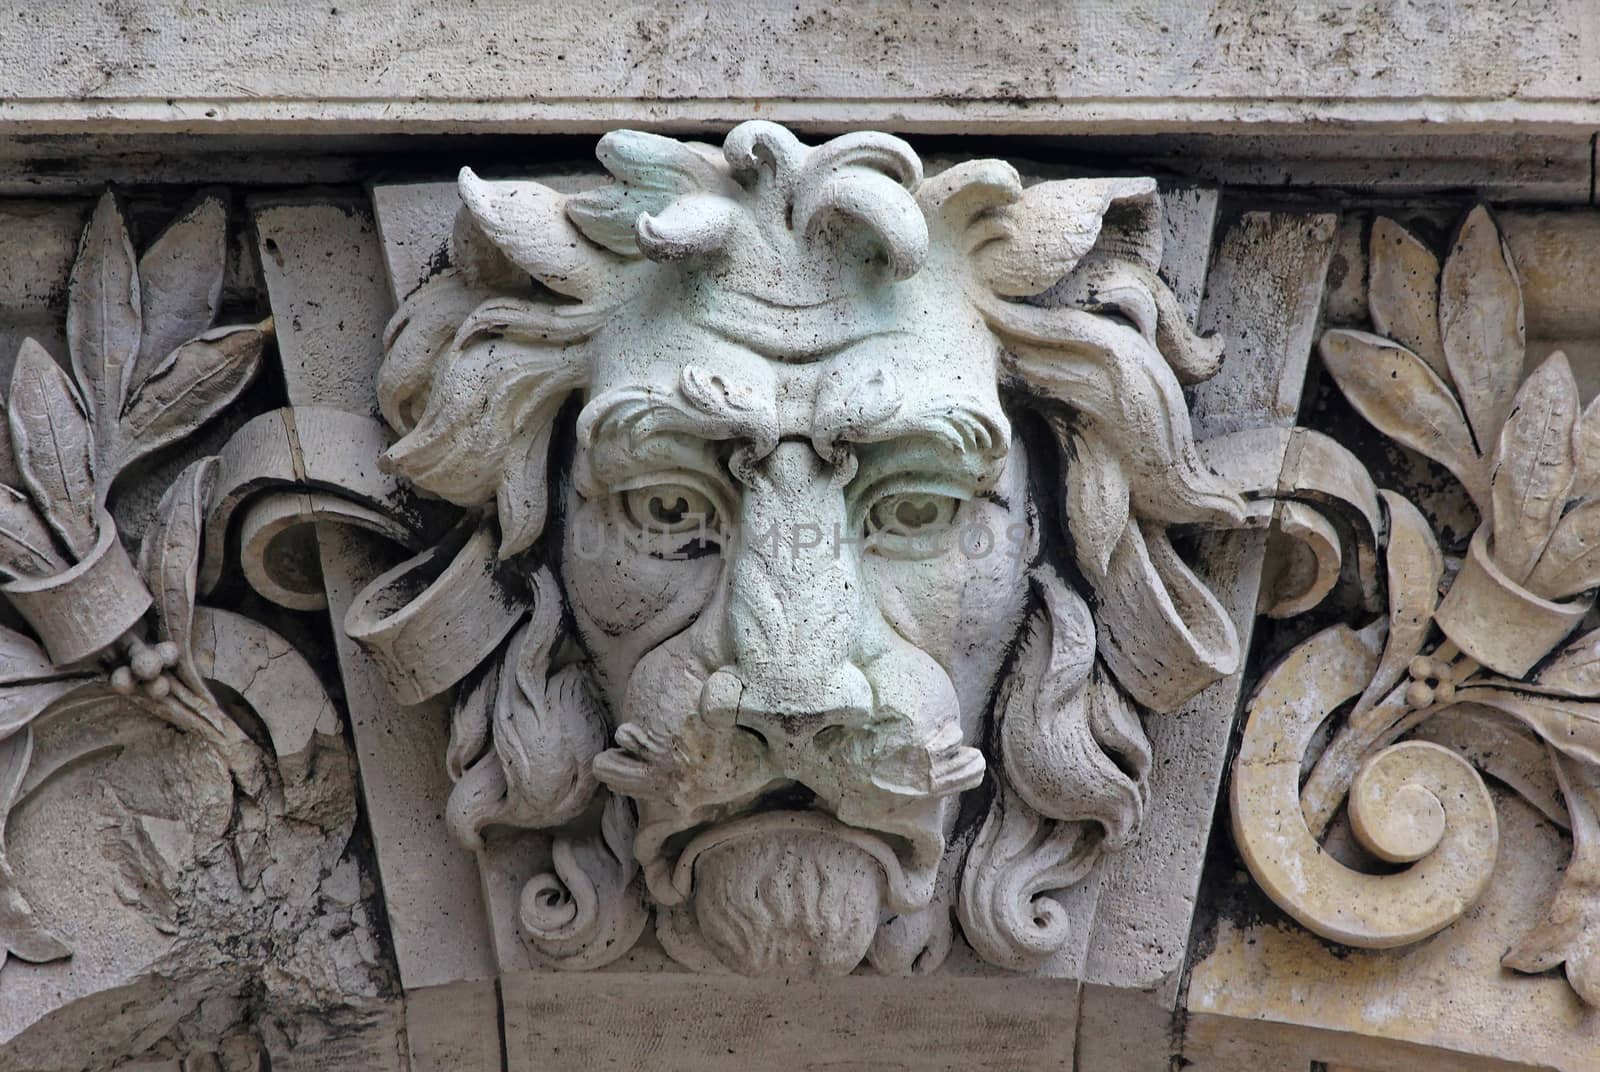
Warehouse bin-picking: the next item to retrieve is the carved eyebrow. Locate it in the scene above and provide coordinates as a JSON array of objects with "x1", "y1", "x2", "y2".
[
  {"x1": 581, "y1": 426, "x2": 737, "y2": 500},
  {"x1": 817, "y1": 396, "x2": 1010, "y2": 468},
  {"x1": 578, "y1": 366, "x2": 781, "y2": 458},
  {"x1": 844, "y1": 405, "x2": 1013, "y2": 494}
]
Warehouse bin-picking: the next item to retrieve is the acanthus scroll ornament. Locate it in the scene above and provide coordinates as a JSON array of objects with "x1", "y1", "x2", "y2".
[{"x1": 1230, "y1": 205, "x2": 1600, "y2": 1005}]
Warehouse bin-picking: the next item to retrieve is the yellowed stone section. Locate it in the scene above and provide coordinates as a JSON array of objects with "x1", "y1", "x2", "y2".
[{"x1": 1188, "y1": 790, "x2": 1600, "y2": 1071}]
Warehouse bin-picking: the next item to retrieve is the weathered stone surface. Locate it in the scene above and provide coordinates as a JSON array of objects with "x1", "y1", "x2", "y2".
[
  {"x1": 0, "y1": 2, "x2": 1597, "y2": 136},
  {"x1": 350, "y1": 124, "x2": 1261, "y2": 993},
  {"x1": 1188, "y1": 790, "x2": 1600, "y2": 1072},
  {"x1": 1, "y1": 16, "x2": 1599, "y2": 1058},
  {"x1": 1075, "y1": 209, "x2": 1339, "y2": 1071},
  {"x1": 0, "y1": 188, "x2": 400, "y2": 1071},
  {"x1": 502, "y1": 972, "x2": 1078, "y2": 1072},
  {"x1": 250, "y1": 196, "x2": 500, "y2": 1034}
]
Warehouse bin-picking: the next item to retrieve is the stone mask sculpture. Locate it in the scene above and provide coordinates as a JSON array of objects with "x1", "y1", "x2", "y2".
[{"x1": 349, "y1": 120, "x2": 1246, "y2": 977}]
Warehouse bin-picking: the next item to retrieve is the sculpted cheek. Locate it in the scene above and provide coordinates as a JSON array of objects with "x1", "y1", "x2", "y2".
[
  {"x1": 561, "y1": 489, "x2": 721, "y2": 703},
  {"x1": 867, "y1": 448, "x2": 1034, "y2": 736}
]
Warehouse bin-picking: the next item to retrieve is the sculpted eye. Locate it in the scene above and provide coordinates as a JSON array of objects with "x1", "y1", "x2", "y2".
[
  {"x1": 622, "y1": 484, "x2": 718, "y2": 534},
  {"x1": 867, "y1": 492, "x2": 960, "y2": 538}
]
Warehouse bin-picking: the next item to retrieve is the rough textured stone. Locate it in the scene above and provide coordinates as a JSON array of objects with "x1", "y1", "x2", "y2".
[{"x1": 0, "y1": 3, "x2": 1596, "y2": 136}]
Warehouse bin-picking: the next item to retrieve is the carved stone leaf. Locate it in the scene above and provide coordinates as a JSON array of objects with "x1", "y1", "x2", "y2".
[
  {"x1": 135, "y1": 191, "x2": 227, "y2": 387},
  {"x1": 1317, "y1": 329, "x2": 1487, "y2": 509},
  {"x1": 1490, "y1": 351, "x2": 1578, "y2": 584},
  {"x1": 1502, "y1": 749, "x2": 1600, "y2": 1004},
  {"x1": 0, "y1": 627, "x2": 90, "y2": 739},
  {"x1": 0, "y1": 725, "x2": 27, "y2": 816},
  {"x1": 1526, "y1": 498, "x2": 1600, "y2": 600},
  {"x1": 67, "y1": 191, "x2": 141, "y2": 451},
  {"x1": 0, "y1": 679, "x2": 85, "y2": 740},
  {"x1": 1349, "y1": 490, "x2": 1443, "y2": 727},
  {"x1": 0, "y1": 399, "x2": 23, "y2": 491},
  {"x1": 1574, "y1": 396, "x2": 1600, "y2": 500},
  {"x1": 0, "y1": 626, "x2": 56, "y2": 685},
  {"x1": 0, "y1": 727, "x2": 70, "y2": 968},
  {"x1": 0, "y1": 485, "x2": 68, "y2": 581},
  {"x1": 116, "y1": 322, "x2": 268, "y2": 472},
  {"x1": 1439, "y1": 205, "x2": 1524, "y2": 455},
  {"x1": 1534, "y1": 628, "x2": 1600, "y2": 698},
  {"x1": 8, "y1": 339, "x2": 97, "y2": 558},
  {"x1": 1368, "y1": 216, "x2": 1447, "y2": 382},
  {"x1": 137, "y1": 457, "x2": 218, "y2": 697},
  {"x1": 1454, "y1": 686, "x2": 1600, "y2": 768}
]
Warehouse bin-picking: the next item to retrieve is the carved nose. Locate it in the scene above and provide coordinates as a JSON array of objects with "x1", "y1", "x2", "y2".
[{"x1": 702, "y1": 664, "x2": 872, "y2": 749}]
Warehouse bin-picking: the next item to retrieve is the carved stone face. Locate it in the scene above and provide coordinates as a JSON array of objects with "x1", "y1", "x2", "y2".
[
  {"x1": 560, "y1": 286, "x2": 1033, "y2": 972},
  {"x1": 372, "y1": 121, "x2": 1245, "y2": 976}
]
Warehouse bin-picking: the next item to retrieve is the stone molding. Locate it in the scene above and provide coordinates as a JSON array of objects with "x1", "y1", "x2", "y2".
[{"x1": 1, "y1": 2, "x2": 1598, "y2": 137}]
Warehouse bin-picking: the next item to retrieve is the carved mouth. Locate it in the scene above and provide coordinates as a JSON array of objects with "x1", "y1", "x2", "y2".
[{"x1": 635, "y1": 793, "x2": 942, "y2": 915}]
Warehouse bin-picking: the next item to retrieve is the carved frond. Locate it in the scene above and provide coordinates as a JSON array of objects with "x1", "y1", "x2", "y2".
[
  {"x1": 379, "y1": 271, "x2": 497, "y2": 434},
  {"x1": 1347, "y1": 490, "x2": 1443, "y2": 726},
  {"x1": 519, "y1": 793, "x2": 648, "y2": 970},
  {"x1": 979, "y1": 177, "x2": 1160, "y2": 297},
  {"x1": 1368, "y1": 216, "x2": 1447, "y2": 381},
  {"x1": 0, "y1": 485, "x2": 69, "y2": 581},
  {"x1": 1489, "y1": 350, "x2": 1578, "y2": 584},
  {"x1": 1571, "y1": 397, "x2": 1600, "y2": 506},
  {"x1": 1049, "y1": 253, "x2": 1224, "y2": 384},
  {"x1": 1452, "y1": 686, "x2": 1600, "y2": 770},
  {"x1": 1059, "y1": 422, "x2": 1130, "y2": 577},
  {"x1": 1001, "y1": 313, "x2": 1244, "y2": 528},
  {"x1": 1440, "y1": 205, "x2": 1525, "y2": 454},
  {"x1": 570, "y1": 129, "x2": 734, "y2": 256},
  {"x1": 135, "y1": 190, "x2": 228, "y2": 386},
  {"x1": 66, "y1": 191, "x2": 141, "y2": 460},
  {"x1": 998, "y1": 567, "x2": 1150, "y2": 847},
  {"x1": 0, "y1": 728, "x2": 69, "y2": 969},
  {"x1": 459, "y1": 169, "x2": 627, "y2": 301},
  {"x1": 791, "y1": 132, "x2": 927, "y2": 281},
  {"x1": 1534, "y1": 629, "x2": 1600, "y2": 697},
  {"x1": 1318, "y1": 328, "x2": 1488, "y2": 510},
  {"x1": 116, "y1": 321, "x2": 270, "y2": 475},
  {"x1": 955, "y1": 779, "x2": 1104, "y2": 971},
  {"x1": 1503, "y1": 749, "x2": 1600, "y2": 1005},
  {"x1": 445, "y1": 570, "x2": 604, "y2": 846},
  {"x1": 384, "y1": 299, "x2": 592, "y2": 554},
  {"x1": 1530, "y1": 501, "x2": 1600, "y2": 601},
  {"x1": 8, "y1": 339, "x2": 97, "y2": 559},
  {"x1": 137, "y1": 458, "x2": 219, "y2": 701}
]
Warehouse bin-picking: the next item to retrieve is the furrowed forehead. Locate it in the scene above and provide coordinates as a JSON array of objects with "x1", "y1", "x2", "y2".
[{"x1": 580, "y1": 296, "x2": 1009, "y2": 489}]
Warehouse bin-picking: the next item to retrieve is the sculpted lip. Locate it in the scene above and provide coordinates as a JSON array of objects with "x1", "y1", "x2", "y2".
[{"x1": 636, "y1": 807, "x2": 941, "y2": 915}]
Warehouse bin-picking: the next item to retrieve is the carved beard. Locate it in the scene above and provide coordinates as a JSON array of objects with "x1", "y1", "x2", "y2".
[{"x1": 692, "y1": 829, "x2": 885, "y2": 977}]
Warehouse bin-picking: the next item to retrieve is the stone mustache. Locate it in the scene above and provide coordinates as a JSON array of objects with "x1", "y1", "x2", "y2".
[{"x1": 351, "y1": 121, "x2": 1248, "y2": 977}]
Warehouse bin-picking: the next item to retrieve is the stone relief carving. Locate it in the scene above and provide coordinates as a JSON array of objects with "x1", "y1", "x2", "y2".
[
  {"x1": 12, "y1": 124, "x2": 1587, "y2": 1035},
  {"x1": 1230, "y1": 206, "x2": 1600, "y2": 1006},
  {"x1": 0, "y1": 190, "x2": 393, "y2": 1062},
  {"x1": 0, "y1": 190, "x2": 277, "y2": 965},
  {"x1": 334, "y1": 120, "x2": 1264, "y2": 978}
]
